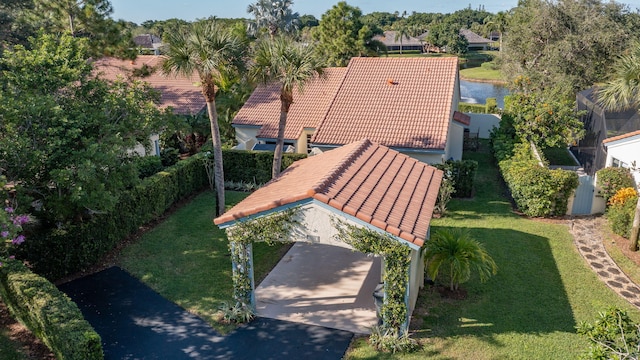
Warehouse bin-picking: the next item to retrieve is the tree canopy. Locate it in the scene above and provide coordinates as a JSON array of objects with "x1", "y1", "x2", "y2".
[
  {"x1": 312, "y1": 1, "x2": 382, "y2": 66},
  {"x1": 0, "y1": 33, "x2": 169, "y2": 224}
]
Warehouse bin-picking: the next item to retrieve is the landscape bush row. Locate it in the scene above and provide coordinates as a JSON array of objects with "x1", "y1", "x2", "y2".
[
  {"x1": 491, "y1": 115, "x2": 578, "y2": 217},
  {"x1": 22, "y1": 150, "x2": 305, "y2": 280},
  {"x1": 0, "y1": 259, "x2": 102, "y2": 359},
  {"x1": 597, "y1": 167, "x2": 638, "y2": 238},
  {"x1": 457, "y1": 97, "x2": 498, "y2": 114}
]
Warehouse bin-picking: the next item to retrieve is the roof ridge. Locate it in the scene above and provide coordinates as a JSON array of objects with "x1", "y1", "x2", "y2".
[{"x1": 311, "y1": 139, "x2": 372, "y2": 195}]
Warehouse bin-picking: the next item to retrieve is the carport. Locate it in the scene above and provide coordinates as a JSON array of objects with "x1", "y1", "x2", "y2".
[{"x1": 214, "y1": 139, "x2": 443, "y2": 334}]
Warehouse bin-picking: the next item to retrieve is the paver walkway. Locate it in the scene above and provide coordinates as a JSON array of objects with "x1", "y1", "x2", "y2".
[{"x1": 569, "y1": 217, "x2": 640, "y2": 309}]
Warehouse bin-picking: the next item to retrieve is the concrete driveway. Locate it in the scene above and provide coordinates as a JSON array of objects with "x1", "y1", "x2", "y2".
[{"x1": 255, "y1": 242, "x2": 381, "y2": 334}]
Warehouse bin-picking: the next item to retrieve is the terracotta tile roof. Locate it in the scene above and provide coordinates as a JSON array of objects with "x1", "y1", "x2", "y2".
[
  {"x1": 373, "y1": 31, "x2": 424, "y2": 47},
  {"x1": 233, "y1": 68, "x2": 347, "y2": 140},
  {"x1": 214, "y1": 139, "x2": 443, "y2": 247},
  {"x1": 603, "y1": 130, "x2": 640, "y2": 144},
  {"x1": 92, "y1": 56, "x2": 204, "y2": 115},
  {"x1": 312, "y1": 57, "x2": 459, "y2": 150},
  {"x1": 453, "y1": 111, "x2": 471, "y2": 126}
]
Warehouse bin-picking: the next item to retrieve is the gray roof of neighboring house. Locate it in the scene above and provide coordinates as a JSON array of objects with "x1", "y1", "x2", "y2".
[
  {"x1": 460, "y1": 29, "x2": 491, "y2": 44},
  {"x1": 133, "y1": 34, "x2": 163, "y2": 49},
  {"x1": 373, "y1": 31, "x2": 424, "y2": 47}
]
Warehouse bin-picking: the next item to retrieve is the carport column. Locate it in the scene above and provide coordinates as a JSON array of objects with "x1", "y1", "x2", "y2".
[{"x1": 230, "y1": 240, "x2": 256, "y2": 310}]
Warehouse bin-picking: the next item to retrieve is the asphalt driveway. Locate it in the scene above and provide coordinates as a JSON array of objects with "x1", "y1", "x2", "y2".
[{"x1": 58, "y1": 267, "x2": 353, "y2": 360}]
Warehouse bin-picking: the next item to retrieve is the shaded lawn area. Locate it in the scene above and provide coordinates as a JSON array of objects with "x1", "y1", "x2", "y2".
[
  {"x1": 118, "y1": 190, "x2": 290, "y2": 333},
  {"x1": 345, "y1": 146, "x2": 640, "y2": 359}
]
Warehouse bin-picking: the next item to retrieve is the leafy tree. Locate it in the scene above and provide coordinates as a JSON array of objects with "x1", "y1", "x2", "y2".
[
  {"x1": 501, "y1": 0, "x2": 632, "y2": 96},
  {"x1": 596, "y1": 42, "x2": 640, "y2": 251},
  {"x1": 0, "y1": 33, "x2": 167, "y2": 224},
  {"x1": 247, "y1": 0, "x2": 299, "y2": 37},
  {"x1": 298, "y1": 14, "x2": 318, "y2": 29},
  {"x1": 361, "y1": 11, "x2": 399, "y2": 29},
  {"x1": 162, "y1": 20, "x2": 245, "y2": 216},
  {"x1": 250, "y1": 36, "x2": 324, "y2": 178},
  {"x1": 483, "y1": 11, "x2": 509, "y2": 51},
  {"x1": 0, "y1": 0, "x2": 35, "y2": 50},
  {"x1": 23, "y1": 0, "x2": 136, "y2": 58},
  {"x1": 312, "y1": 1, "x2": 382, "y2": 66},
  {"x1": 504, "y1": 82, "x2": 585, "y2": 149},
  {"x1": 424, "y1": 228, "x2": 497, "y2": 291},
  {"x1": 427, "y1": 21, "x2": 467, "y2": 55}
]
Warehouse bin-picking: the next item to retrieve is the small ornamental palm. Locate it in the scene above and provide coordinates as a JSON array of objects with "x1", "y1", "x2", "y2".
[{"x1": 424, "y1": 228, "x2": 497, "y2": 291}]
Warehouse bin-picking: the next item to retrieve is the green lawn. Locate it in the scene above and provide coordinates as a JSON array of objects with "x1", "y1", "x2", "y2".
[
  {"x1": 459, "y1": 66, "x2": 504, "y2": 82},
  {"x1": 345, "y1": 146, "x2": 639, "y2": 359},
  {"x1": 541, "y1": 147, "x2": 579, "y2": 166},
  {"x1": 74, "y1": 144, "x2": 640, "y2": 358},
  {"x1": 117, "y1": 190, "x2": 291, "y2": 333}
]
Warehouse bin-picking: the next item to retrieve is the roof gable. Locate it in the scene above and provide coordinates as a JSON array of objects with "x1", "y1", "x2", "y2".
[
  {"x1": 214, "y1": 139, "x2": 443, "y2": 247},
  {"x1": 373, "y1": 31, "x2": 424, "y2": 47},
  {"x1": 603, "y1": 130, "x2": 640, "y2": 146},
  {"x1": 233, "y1": 67, "x2": 347, "y2": 140},
  {"x1": 92, "y1": 56, "x2": 204, "y2": 116},
  {"x1": 312, "y1": 57, "x2": 459, "y2": 150},
  {"x1": 460, "y1": 29, "x2": 492, "y2": 44}
]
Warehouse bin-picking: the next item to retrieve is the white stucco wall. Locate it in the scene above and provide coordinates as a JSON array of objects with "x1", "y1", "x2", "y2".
[
  {"x1": 448, "y1": 123, "x2": 464, "y2": 161},
  {"x1": 605, "y1": 135, "x2": 640, "y2": 186},
  {"x1": 234, "y1": 126, "x2": 260, "y2": 150},
  {"x1": 467, "y1": 113, "x2": 501, "y2": 139},
  {"x1": 130, "y1": 133, "x2": 160, "y2": 157}
]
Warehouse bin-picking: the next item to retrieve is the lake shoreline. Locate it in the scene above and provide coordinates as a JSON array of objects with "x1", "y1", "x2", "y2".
[{"x1": 459, "y1": 76, "x2": 508, "y2": 85}]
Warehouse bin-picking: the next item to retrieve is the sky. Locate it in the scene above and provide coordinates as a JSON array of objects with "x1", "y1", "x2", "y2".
[{"x1": 110, "y1": 0, "x2": 640, "y2": 25}]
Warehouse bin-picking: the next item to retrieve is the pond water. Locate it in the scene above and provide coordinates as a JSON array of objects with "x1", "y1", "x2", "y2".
[{"x1": 460, "y1": 79, "x2": 510, "y2": 109}]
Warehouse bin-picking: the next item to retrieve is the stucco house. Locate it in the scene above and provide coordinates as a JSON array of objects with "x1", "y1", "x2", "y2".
[
  {"x1": 214, "y1": 139, "x2": 443, "y2": 331},
  {"x1": 460, "y1": 29, "x2": 492, "y2": 50},
  {"x1": 233, "y1": 57, "x2": 469, "y2": 164},
  {"x1": 603, "y1": 130, "x2": 640, "y2": 185},
  {"x1": 93, "y1": 55, "x2": 204, "y2": 156},
  {"x1": 373, "y1": 30, "x2": 425, "y2": 52}
]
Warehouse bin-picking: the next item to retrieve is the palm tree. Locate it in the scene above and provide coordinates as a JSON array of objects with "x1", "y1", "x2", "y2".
[
  {"x1": 597, "y1": 43, "x2": 640, "y2": 251},
  {"x1": 161, "y1": 20, "x2": 244, "y2": 216},
  {"x1": 247, "y1": 0, "x2": 299, "y2": 38},
  {"x1": 249, "y1": 36, "x2": 324, "y2": 178},
  {"x1": 483, "y1": 11, "x2": 508, "y2": 51},
  {"x1": 394, "y1": 22, "x2": 409, "y2": 55},
  {"x1": 424, "y1": 228, "x2": 497, "y2": 291}
]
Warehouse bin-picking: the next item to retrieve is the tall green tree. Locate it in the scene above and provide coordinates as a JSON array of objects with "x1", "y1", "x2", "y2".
[
  {"x1": 250, "y1": 36, "x2": 324, "y2": 178},
  {"x1": 501, "y1": 0, "x2": 631, "y2": 96},
  {"x1": 0, "y1": 32, "x2": 167, "y2": 224},
  {"x1": 24, "y1": 0, "x2": 135, "y2": 58},
  {"x1": 0, "y1": 0, "x2": 35, "y2": 50},
  {"x1": 393, "y1": 17, "x2": 409, "y2": 55},
  {"x1": 312, "y1": 1, "x2": 381, "y2": 66},
  {"x1": 162, "y1": 20, "x2": 245, "y2": 216},
  {"x1": 596, "y1": 43, "x2": 640, "y2": 251},
  {"x1": 247, "y1": 0, "x2": 299, "y2": 37},
  {"x1": 483, "y1": 11, "x2": 509, "y2": 51}
]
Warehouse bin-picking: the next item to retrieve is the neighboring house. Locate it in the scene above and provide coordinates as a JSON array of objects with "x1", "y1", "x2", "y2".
[
  {"x1": 133, "y1": 34, "x2": 164, "y2": 55},
  {"x1": 233, "y1": 57, "x2": 469, "y2": 164},
  {"x1": 373, "y1": 31, "x2": 424, "y2": 52},
  {"x1": 214, "y1": 139, "x2": 443, "y2": 324},
  {"x1": 566, "y1": 87, "x2": 640, "y2": 215},
  {"x1": 573, "y1": 87, "x2": 640, "y2": 178},
  {"x1": 93, "y1": 55, "x2": 204, "y2": 156},
  {"x1": 460, "y1": 29, "x2": 492, "y2": 51},
  {"x1": 603, "y1": 130, "x2": 640, "y2": 185}
]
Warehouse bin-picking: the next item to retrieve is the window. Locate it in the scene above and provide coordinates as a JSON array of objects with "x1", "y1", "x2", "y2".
[{"x1": 612, "y1": 157, "x2": 628, "y2": 168}]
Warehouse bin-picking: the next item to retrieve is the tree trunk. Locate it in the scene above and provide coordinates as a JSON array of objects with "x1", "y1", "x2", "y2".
[
  {"x1": 206, "y1": 101, "x2": 226, "y2": 217},
  {"x1": 272, "y1": 93, "x2": 292, "y2": 178},
  {"x1": 630, "y1": 195, "x2": 640, "y2": 251}
]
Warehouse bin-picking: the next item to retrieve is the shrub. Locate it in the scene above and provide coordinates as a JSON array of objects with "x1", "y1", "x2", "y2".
[
  {"x1": 160, "y1": 147, "x2": 180, "y2": 167},
  {"x1": 433, "y1": 160, "x2": 478, "y2": 198},
  {"x1": 577, "y1": 307, "x2": 640, "y2": 360},
  {"x1": 434, "y1": 178, "x2": 455, "y2": 216},
  {"x1": 369, "y1": 325, "x2": 420, "y2": 354},
  {"x1": 485, "y1": 97, "x2": 498, "y2": 113},
  {"x1": 134, "y1": 155, "x2": 164, "y2": 179},
  {"x1": 596, "y1": 167, "x2": 636, "y2": 203},
  {"x1": 0, "y1": 259, "x2": 102, "y2": 359},
  {"x1": 458, "y1": 103, "x2": 487, "y2": 113},
  {"x1": 498, "y1": 142, "x2": 578, "y2": 217},
  {"x1": 607, "y1": 192, "x2": 637, "y2": 238},
  {"x1": 22, "y1": 155, "x2": 208, "y2": 280}
]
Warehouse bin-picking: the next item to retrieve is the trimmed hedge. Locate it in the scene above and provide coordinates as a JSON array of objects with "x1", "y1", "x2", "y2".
[
  {"x1": 498, "y1": 142, "x2": 578, "y2": 217},
  {"x1": 23, "y1": 150, "x2": 307, "y2": 280},
  {"x1": 222, "y1": 149, "x2": 307, "y2": 184},
  {"x1": 434, "y1": 160, "x2": 478, "y2": 198},
  {"x1": 0, "y1": 259, "x2": 102, "y2": 359},
  {"x1": 458, "y1": 98, "x2": 499, "y2": 114},
  {"x1": 23, "y1": 155, "x2": 208, "y2": 280}
]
